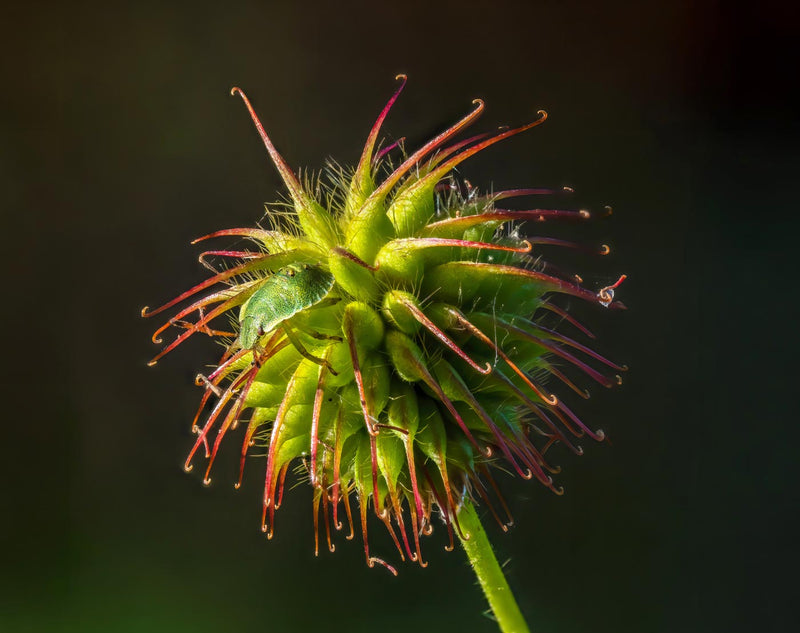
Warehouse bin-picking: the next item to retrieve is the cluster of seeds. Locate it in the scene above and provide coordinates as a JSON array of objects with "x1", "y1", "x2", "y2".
[{"x1": 144, "y1": 77, "x2": 626, "y2": 573}]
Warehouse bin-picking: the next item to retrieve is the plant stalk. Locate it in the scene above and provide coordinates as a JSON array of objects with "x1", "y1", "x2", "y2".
[{"x1": 457, "y1": 500, "x2": 531, "y2": 633}]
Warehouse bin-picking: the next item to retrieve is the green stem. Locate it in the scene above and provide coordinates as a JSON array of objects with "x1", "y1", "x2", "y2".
[{"x1": 457, "y1": 499, "x2": 531, "y2": 633}]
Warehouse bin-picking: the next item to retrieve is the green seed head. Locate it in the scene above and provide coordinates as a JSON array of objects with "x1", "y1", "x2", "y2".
[{"x1": 143, "y1": 76, "x2": 627, "y2": 574}]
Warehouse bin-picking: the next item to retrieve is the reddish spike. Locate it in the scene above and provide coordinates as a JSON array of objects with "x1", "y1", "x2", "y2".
[
  {"x1": 342, "y1": 486, "x2": 355, "y2": 540},
  {"x1": 198, "y1": 250, "x2": 262, "y2": 272},
  {"x1": 422, "y1": 496, "x2": 434, "y2": 536},
  {"x1": 491, "y1": 369, "x2": 583, "y2": 454},
  {"x1": 442, "y1": 262, "x2": 626, "y2": 309},
  {"x1": 368, "y1": 557, "x2": 398, "y2": 576},
  {"x1": 538, "y1": 301, "x2": 596, "y2": 339},
  {"x1": 396, "y1": 295, "x2": 491, "y2": 375},
  {"x1": 263, "y1": 369, "x2": 302, "y2": 512},
  {"x1": 532, "y1": 321, "x2": 627, "y2": 370},
  {"x1": 415, "y1": 361, "x2": 487, "y2": 455},
  {"x1": 424, "y1": 469, "x2": 460, "y2": 546},
  {"x1": 548, "y1": 404, "x2": 586, "y2": 438},
  {"x1": 372, "y1": 137, "x2": 406, "y2": 166},
  {"x1": 425, "y1": 132, "x2": 492, "y2": 169},
  {"x1": 474, "y1": 478, "x2": 509, "y2": 532},
  {"x1": 389, "y1": 236, "x2": 532, "y2": 255},
  {"x1": 486, "y1": 187, "x2": 574, "y2": 202},
  {"x1": 434, "y1": 360, "x2": 536, "y2": 480},
  {"x1": 202, "y1": 364, "x2": 260, "y2": 483},
  {"x1": 481, "y1": 465, "x2": 515, "y2": 527},
  {"x1": 149, "y1": 279, "x2": 261, "y2": 344},
  {"x1": 517, "y1": 330, "x2": 618, "y2": 388},
  {"x1": 309, "y1": 364, "x2": 327, "y2": 485},
  {"x1": 313, "y1": 487, "x2": 321, "y2": 556},
  {"x1": 557, "y1": 400, "x2": 606, "y2": 442},
  {"x1": 404, "y1": 439, "x2": 425, "y2": 538},
  {"x1": 141, "y1": 251, "x2": 280, "y2": 319},
  {"x1": 359, "y1": 493, "x2": 373, "y2": 567},
  {"x1": 186, "y1": 352, "x2": 261, "y2": 472},
  {"x1": 356, "y1": 74, "x2": 407, "y2": 178},
  {"x1": 368, "y1": 436, "x2": 381, "y2": 517},
  {"x1": 231, "y1": 87, "x2": 310, "y2": 210},
  {"x1": 406, "y1": 494, "x2": 428, "y2": 567},
  {"x1": 454, "y1": 382, "x2": 539, "y2": 481},
  {"x1": 207, "y1": 346, "x2": 258, "y2": 383},
  {"x1": 320, "y1": 480, "x2": 335, "y2": 553},
  {"x1": 343, "y1": 318, "x2": 381, "y2": 503},
  {"x1": 172, "y1": 321, "x2": 236, "y2": 339},
  {"x1": 189, "y1": 383, "x2": 215, "y2": 433},
  {"x1": 361, "y1": 99, "x2": 485, "y2": 208},
  {"x1": 146, "y1": 286, "x2": 259, "y2": 366},
  {"x1": 235, "y1": 414, "x2": 261, "y2": 489},
  {"x1": 330, "y1": 409, "x2": 345, "y2": 531},
  {"x1": 546, "y1": 364, "x2": 591, "y2": 399},
  {"x1": 501, "y1": 417, "x2": 556, "y2": 486},
  {"x1": 403, "y1": 111, "x2": 548, "y2": 197},
  {"x1": 379, "y1": 509, "x2": 406, "y2": 562},
  {"x1": 331, "y1": 246, "x2": 379, "y2": 271},
  {"x1": 523, "y1": 237, "x2": 609, "y2": 256},
  {"x1": 343, "y1": 320, "x2": 375, "y2": 432},
  {"x1": 423, "y1": 208, "x2": 589, "y2": 236},
  {"x1": 191, "y1": 227, "x2": 284, "y2": 245},
  {"x1": 448, "y1": 308, "x2": 558, "y2": 405},
  {"x1": 275, "y1": 462, "x2": 290, "y2": 509},
  {"x1": 388, "y1": 488, "x2": 415, "y2": 562}
]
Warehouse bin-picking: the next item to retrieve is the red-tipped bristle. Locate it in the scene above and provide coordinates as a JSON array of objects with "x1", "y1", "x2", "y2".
[
  {"x1": 546, "y1": 364, "x2": 591, "y2": 399},
  {"x1": 310, "y1": 364, "x2": 327, "y2": 485},
  {"x1": 397, "y1": 295, "x2": 491, "y2": 375},
  {"x1": 231, "y1": 87, "x2": 310, "y2": 211},
  {"x1": 202, "y1": 364, "x2": 259, "y2": 484},
  {"x1": 538, "y1": 301, "x2": 596, "y2": 339},
  {"x1": 481, "y1": 465, "x2": 515, "y2": 528},
  {"x1": 235, "y1": 415, "x2": 260, "y2": 490},
  {"x1": 441, "y1": 262, "x2": 626, "y2": 309},
  {"x1": 359, "y1": 99, "x2": 485, "y2": 208},
  {"x1": 331, "y1": 246, "x2": 379, "y2": 271},
  {"x1": 401, "y1": 111, "x2": 549, "y2": 201},
  {"x1": 492, "y1": 370, "x2": 583, "y2": 453},
  {"x1": 390, "y1": 236, "x2": 532, "y2": 255},
  {"x1": 448, "y1": 308, "x2": 558, "y2": 406},
  {"x1": 321, "y1": 480, "x2": 335, "y2": 553},
  {"x1": 357, "y1": 74, "x2": 407, "y2": 176},
  {"x1": 554, "y1": 400, "x2": 605, "y2": 442},
  {"x1": 422, "y1": 208, "x2": 590, "y2": 236},
  {"x1": 342, "y1": 486, "x2": 355, "y2": 540},
  {"x1": 142, "y1": 251, "x2": 276, "y2": 319},
  {"x1": 190, "y1": 227, "x2": 281, "y2": 245},
  {"x1": 372, "y1": 137, "x2": 405, "y2": 166}
]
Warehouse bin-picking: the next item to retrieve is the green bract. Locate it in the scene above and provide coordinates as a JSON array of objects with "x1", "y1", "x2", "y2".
[{"x1": 143, "y1": 77, "x2": 626, "y2": 576}]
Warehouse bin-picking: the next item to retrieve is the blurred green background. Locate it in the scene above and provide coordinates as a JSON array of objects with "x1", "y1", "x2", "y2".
[{"x1": 2, "y1": 1, "x2": 797, "y2": 631}]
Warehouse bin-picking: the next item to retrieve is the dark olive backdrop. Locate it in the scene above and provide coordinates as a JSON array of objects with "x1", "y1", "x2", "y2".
[{"x1": 3, "y1": 1, "x2": 797, "y2": 632}]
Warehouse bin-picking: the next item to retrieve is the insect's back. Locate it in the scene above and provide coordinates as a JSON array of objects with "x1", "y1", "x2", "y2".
[{"x1": 238, "y1": 263, "x2": 335, "y2": 348}]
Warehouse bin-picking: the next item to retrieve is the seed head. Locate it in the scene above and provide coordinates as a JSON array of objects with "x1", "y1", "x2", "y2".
[{"x1": 143, "y1": 76, "x2": 626, "y2": 574}]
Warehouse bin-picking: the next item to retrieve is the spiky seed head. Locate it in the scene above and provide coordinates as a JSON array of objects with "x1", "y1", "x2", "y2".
[{"x1": 143, "y1": 76, "x2": 627, "y2": 573}]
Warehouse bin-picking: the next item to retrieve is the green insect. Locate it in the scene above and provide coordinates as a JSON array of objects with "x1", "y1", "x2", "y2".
[{"x1": 238, "y1": 262, "x2": 339, "y2": 372}]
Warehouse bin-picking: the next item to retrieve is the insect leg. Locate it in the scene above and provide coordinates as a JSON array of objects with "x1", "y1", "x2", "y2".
[
  {"x1": 292, "y1": 321, "x2": 343, "y2": 342},
  {"x1": 282, "y1": 324, "x2": 339, "y2": 376}
]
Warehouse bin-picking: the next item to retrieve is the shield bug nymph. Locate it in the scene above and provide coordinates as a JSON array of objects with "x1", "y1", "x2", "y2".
[{"x1": 239, "y1": 262, "x2": 340, "y2": 372}]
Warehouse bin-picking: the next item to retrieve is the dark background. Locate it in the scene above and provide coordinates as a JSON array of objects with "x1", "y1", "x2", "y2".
[{"x1": 3, "y1": 1, "x2": 798, "y2": 631}]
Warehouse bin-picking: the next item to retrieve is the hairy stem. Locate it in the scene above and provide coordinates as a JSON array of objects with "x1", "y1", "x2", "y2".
[{"x1": 457, "y1": 500, "x2": 531, "y2": 633}]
